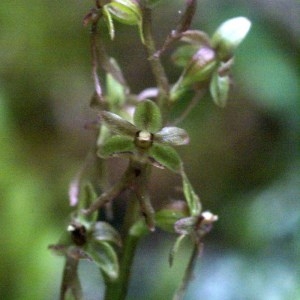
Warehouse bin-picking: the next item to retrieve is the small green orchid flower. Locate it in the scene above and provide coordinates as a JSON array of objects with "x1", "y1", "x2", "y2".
[
  {"x1": 169, "y1": 211, "x2": 218, "y2": 266},
  {"x1": 49, "y1": 183, "x2": 122, "y2": 282},
  {"x1": 170, "y1": 17, "x2": 251, "y2": 107},
  {"x1": 98, "y1": 99, "x2": 189, "y2": 173}
]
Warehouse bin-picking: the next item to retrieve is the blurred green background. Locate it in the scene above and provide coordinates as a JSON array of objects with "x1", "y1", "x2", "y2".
[{"x1": 0, "y1": 0, "x2": 299, "y2": 299}]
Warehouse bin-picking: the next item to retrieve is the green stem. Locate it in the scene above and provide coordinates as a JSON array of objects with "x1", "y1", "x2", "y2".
[
  {"x1": 142, "y1": 6, "x2": 170, "y2": 111},
  {"x1": 104, "y1": 197, "x2": 141, "y2": 300},
  {"x1": 173, "y1": 245, "x2": 199, "y2": 300}
]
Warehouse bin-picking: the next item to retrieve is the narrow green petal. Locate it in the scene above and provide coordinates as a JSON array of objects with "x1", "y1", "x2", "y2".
[
  {"x1": 155, "y1": 127, "x2": 190, "y2": 145},
  {"x1": 169, "y1": 234, "x2": 186, "y2": 266},
  {"x1": 100, "y1": 111, "x2": 137, "y2": 136},
  {"x1": 92, "y1": 222, "x2": 122, "y2": 247},
  {"x1": 209, "y1": 72, "x2": 230, "y2": 108},
  {"x1": 98, "y1": 135, "x2": 135, "y2": 158},
  {"x1": 149, "y1": 143, "x2": 183, "y2": 172},
  {"x1": 133, "y1": 100, "x2": 162, "y2": 133},
  {"x1": 181, "y1": 172, "x2": 202, "y2": 216}
]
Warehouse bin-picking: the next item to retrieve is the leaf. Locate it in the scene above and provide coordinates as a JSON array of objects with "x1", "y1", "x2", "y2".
[
  {"x1": 209, "y1": 72, "x2": 230, "y2": 108},
  {"x1": 169, "y1": 234, "x2": 186, "y2": 266},
  {"x1": 181, "y1": 172, "x2": 201, "y2": 216},
  {"x1": 155, "y1": 127, "x2": 190, "y2": 146},
  {"x1": 149, "y1": 143, "x2": 183, "y2": 173},
  {"x1": 98, "y1": 135, "x2": 135, "y2": 158},
  {"x1": 100, "y1": 111, "x2": 137, "y2": 136},
  {"x1": 92, "y1": 222, "x2": 122, "y2": 247},
  {"x1": 87, "y1": 241, "x2": 119, "y2": 280},
  {"x1": 133, "y1": 100, "x2": 162, "y2": 133}
]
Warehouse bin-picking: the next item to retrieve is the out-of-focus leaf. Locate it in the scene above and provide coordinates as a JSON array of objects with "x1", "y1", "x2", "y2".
[{"x1": 133, "y1": 100, "x2": 162, "y2": 133}]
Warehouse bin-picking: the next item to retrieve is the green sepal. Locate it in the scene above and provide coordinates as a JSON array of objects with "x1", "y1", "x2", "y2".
[
  {"x1": 172, "y1": 44, "x2": 199, "y2": 68},
  {"x1": 100, "y1": 111, "x2": 137, "y2": 136},
  {"x1": 149, "y1": 143, "x2": 183, "y2": 173},
  {"x1": 103, "y1": 6, "x2": 115, "y2": 40},
  {"x1": 209, "y1": 71, "x2": 230, "y2": 108},
  {"x1": 155, "y1": 205, "x2": 188, "y2": 233},
  {"x1": 106, "y1": 69, "x2": 126, "y2": 109},
  {"x1": 180, "y1": 30, "x2": 211, "y2": 46},
  {"x1": 133, "y1": 100, "x2": 162, "y2": 133},
  {"x1": 181, "y1": 172, "x2": 201, "y2": 216},
  {"x1": 86, "y1": 241, "x2": 119, "y2": 280},
  {"x1": 155, "y1": 127, "x2": 189, "y2": 146},
  {"x1": 92, "y1": 222, "x2": 122, "y2": 247},
  {"x1": 211, "y1": 17, "x2": 251, "y2": 60},
  {"x1": 106, "y1": 0, "x2": 142, "y2": 25},
  {"x1": 129, "y1": 219, "x2": 149, "y2": 238},
  {"x1": 78, "y1": 182, "x2": 98, "y2": 222},
  {"x1": 98, "y1": 135, "x2": 135, "y2": 158},
  {"x1": 169, "y1": 234, "x2": 186, "y2": 266}
]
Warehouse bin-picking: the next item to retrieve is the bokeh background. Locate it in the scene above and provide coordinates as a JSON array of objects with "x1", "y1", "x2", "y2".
[{"x1": 0, "y1": 0, "x2": 299, "y2": 299}]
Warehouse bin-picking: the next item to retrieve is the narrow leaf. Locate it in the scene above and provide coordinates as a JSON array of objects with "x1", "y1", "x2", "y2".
[{"x1": 133, "y1": 100, "x2": 162, "y2": 133}]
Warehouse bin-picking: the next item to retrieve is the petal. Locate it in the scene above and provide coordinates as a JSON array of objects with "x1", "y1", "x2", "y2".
[
  {"x1": 100, "y1": 111, "x2": 137, "y2": 136},
  {"x1": 133, "y1": 100, "x2": 162, "y2": 133},
  {"x1": 155, "y1": 127, "x2": 190, "y2": 145},
  {"x1": 209, "y1": 71, "x2": 230, "y2": 108},
  {"x1": 92, "y1": 222, "x2": 122, "y2": 247},
  {"x1": 86, "y1": 241, "x2": 119, "y2": 280},
  {"x1": 149, "y1": 143, "x2": 183, "y2": 172},
  {"x1": 98, "y1": 135, "x2": 135, "y2": 158},
  {"x1": 182, "y1": 172, "x2": 202, "y2": 216}
]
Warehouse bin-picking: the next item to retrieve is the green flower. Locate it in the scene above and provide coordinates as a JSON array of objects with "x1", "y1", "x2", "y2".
[
  {"x1": 49, "y1": 183, "x2": 121, "y2": 281},
  {"x1": 98, "y1": 100, "x2": 189, "y2": 173},
  {"x1": 170, "y1": 17, "x2": 251, "y2": 107},
  {"x1": 169, "y1": 211, "x2": 218, "y2": 266}
]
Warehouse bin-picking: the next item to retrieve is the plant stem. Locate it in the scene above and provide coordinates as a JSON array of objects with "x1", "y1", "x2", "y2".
[
  {"x1": 173, "y1": 245, "x2": 199, "y2": 300},
  {"x1": 142, "y1": 6, "x2": 170, "y2": 111},
  {"x1": 104, "y1": 198, "x2": 141, "y2": 300}
]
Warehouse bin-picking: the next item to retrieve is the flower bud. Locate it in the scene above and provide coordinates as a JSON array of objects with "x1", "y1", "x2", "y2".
[
  {"x1": 211, "y1": 17, "x2": 251, "y2": 61},
  {"x1": 171, "y1": 46, "x2": 217, "y2": 101}
]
